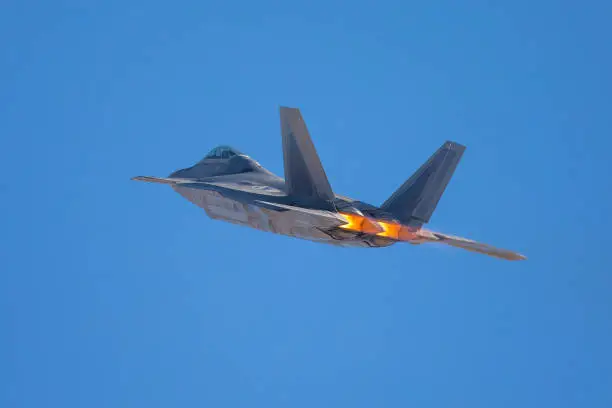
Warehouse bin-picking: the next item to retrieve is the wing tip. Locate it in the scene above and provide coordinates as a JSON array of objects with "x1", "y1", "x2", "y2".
[{"x1": 131, "y1": 176, "x2": 176, "y2": 185}]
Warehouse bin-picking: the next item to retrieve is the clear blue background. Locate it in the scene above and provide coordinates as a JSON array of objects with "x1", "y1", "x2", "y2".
[{"x1": 2, "y1": 1, "x2": 611, "y2": 407}]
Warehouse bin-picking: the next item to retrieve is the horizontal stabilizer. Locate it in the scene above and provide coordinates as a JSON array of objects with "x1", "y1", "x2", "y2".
[
  {"x1": 280, "y1": 107, "x2": 335, "y2": 208},
  {"x1": 418, "y1": 229, "x2": 526, "y2": 261}
]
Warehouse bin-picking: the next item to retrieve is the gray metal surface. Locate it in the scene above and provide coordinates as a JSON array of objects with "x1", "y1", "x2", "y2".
[
  {"x1": 132, "y1": 107, "x2": 525, "y2": 259},
  {"x1": 381, "y1": 141, "x2": 466, "y2": 225},
  {"x1": 280, "y1": 107, "x2": 335, "y2": 209}
]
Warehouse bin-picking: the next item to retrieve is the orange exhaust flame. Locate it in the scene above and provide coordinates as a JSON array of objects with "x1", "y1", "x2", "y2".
[
  {"x1": 377, "y1": 221, "x2": 420, "y2": 241},
  {"x1": 338, "y1": 213, "x2": 382, "y2": 234},
  {"x1": 339, "y1": 213, "x2": 420, "y2": 242},
  {"x1": 376, "y1": 220, "x2": 401, "y2": 239}
]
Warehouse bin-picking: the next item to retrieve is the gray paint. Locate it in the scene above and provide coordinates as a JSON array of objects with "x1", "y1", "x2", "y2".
[
  {"x1": 381, "y1": 141, "x2": 466, "y2": 225},
  {"x1": 132, "y1": 107, "x2": 526, "y2": 259}
]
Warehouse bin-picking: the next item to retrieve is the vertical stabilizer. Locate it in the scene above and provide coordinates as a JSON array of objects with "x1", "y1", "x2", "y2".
[
  {"x1": 280, "y1": 107, "x2": 335, "y2": 208},
  {"x1": 381, "y1": 141, "x2": 465, "y2": 225}
]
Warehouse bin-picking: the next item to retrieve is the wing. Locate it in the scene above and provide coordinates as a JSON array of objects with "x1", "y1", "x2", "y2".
[{"x1": 131, "y1": 176, "x2": 189, "y2": 185}]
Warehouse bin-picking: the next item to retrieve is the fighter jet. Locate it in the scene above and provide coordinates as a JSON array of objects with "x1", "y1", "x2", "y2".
[{"x1": 133, "y1": 107, "x2": 525, "y2": 260}]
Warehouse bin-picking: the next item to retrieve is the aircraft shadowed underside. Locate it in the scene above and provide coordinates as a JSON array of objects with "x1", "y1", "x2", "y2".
[{"x1": 133, "y1": 107, "x2": 525, "y2": 261}]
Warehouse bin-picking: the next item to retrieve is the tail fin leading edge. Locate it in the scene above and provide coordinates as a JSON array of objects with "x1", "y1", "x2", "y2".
[
  {"x1": 280, "y1": 106, "x2": 335, "y2": 208},
  {"x1": 381, "y1": 141, "x2": 466, "y2": 225}
]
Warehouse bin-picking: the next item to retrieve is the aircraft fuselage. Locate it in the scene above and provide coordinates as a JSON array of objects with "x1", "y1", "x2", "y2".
[
  {"x1": 171, "y1": 181, "x2": 399, "y2": 248},
  {"x1": 132, "y1": 107, "x2": 526, "y2": 260}
]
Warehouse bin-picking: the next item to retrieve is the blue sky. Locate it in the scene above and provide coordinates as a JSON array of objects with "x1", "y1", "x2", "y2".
[{"x1": 1, "y1": 1, "x2": 611, "y2": 407}]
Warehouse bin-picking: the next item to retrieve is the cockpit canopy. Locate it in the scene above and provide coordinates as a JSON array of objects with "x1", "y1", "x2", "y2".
[
  {"x1": 170, "y1": 144, "x2": 267, "y2": 179},
  {"x1": 201, "y1": 146, "x2": 243, "y2": 161},
  {"x1": 169, "y1": 145, "x2": 265, "y2": 178}
]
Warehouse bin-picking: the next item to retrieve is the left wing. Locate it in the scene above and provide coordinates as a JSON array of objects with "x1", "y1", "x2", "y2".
[{"x1": 131, "y1": 176, "x2": 191, "y2": 185}]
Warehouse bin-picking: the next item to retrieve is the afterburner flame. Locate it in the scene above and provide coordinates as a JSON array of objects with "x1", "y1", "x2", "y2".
[
  {"x1": 338, "y1": 213, "x2": 382, "y2": 234},
  {"x1": 339, "y1": 213, "x2": 420, "y2": 241},
  {"x1": 376, "y1": 220, "x2": 401, "y2": 239},
  {"x1": 377, "y1": 221, "x2": 420, "y2": 241}
]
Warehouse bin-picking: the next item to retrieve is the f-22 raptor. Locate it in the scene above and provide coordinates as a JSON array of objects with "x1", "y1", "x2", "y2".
[{"x1": 133, "y1": 107, "x2": 525, "y2": 260}]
